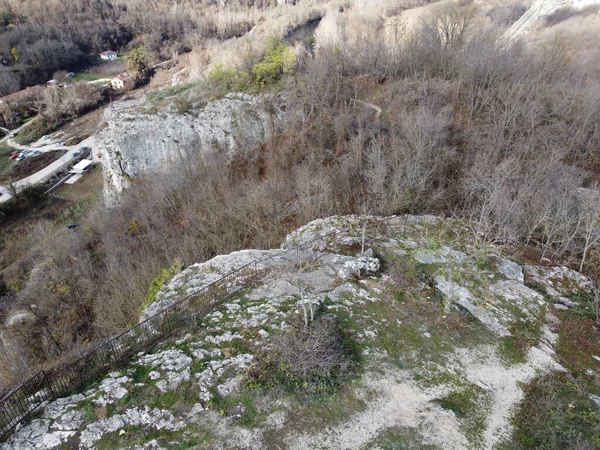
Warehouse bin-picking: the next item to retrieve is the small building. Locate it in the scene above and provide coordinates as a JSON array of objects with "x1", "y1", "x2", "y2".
[
  {"x1": 70, "y1": 159, "x2": 93, "y2": 175},
  {"x1": 100, "y1": 51, "x2": 118, "y2": 60},
  {"x1": 111, "y1": 73, "x2": 134, "y2": 90},
  {"x1": 65, "y1": 159, "x2": 93, "y2": 185}
]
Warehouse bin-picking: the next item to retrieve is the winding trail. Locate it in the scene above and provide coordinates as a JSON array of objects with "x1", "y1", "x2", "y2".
[{"x1": 355, "y1": 100, "x2": 382, "y2": 119}]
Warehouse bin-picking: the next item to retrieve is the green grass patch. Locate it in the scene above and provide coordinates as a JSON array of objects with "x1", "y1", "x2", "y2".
[
  {"x1": 13, "y1": 120, "x2": 58, "y2": 145},
  {"x1": 149, "y1": 391, "x2": 179, "y2": 410},
  {"x1": 433, "y1": 390, "x2": 477, "y2": 418},
  {"x1": 365, "y1": 426, "x2": 438, "y2": 449},
  {"x1": 190, "y1": 360, "x2": 207, "y2": 374},
  {"x1": 71, "y1": 73, "x2": 109, "y2": 82},
  {"x1": 148, "y1": 380, "x2": 197, "y2": 412},
  {"x1": 432, "y1": 384, "x2": 490, "y2": 446},
  {"x1": 130, "y1": 364, "x2": 154, "y2": 384},
  {"x1": 507, "y1": 372, "x2": 600, "y2": 450},
  {"x1": 94, "y1": 424, "x2": 212, "y2": 450},
  {"x1": 498, "y1": 319, "x2": 542, "y2": 365}
]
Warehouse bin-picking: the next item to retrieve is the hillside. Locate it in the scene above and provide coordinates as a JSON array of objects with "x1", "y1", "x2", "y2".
[
  {"x1": 2, "y1": 215, "x2": 599, "y2": 449},
  {"x1": 2, "y1": 1, "x2": 600, "y2": 447}
]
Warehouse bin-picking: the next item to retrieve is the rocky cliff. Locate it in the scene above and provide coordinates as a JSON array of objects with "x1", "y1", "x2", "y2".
[
  {"x1": 503, "y1": 0, "x2": 600, "y2": 42},
  {"x1": 3, "y1": 215, "x2": 600, "y2": 449},
  {"x1": 96, "y1": 93, "x2": 286, "y2": 204}
]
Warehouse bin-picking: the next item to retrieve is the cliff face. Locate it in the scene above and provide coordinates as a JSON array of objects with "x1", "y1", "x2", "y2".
[
  {"x1": 97, "y1": 93, "x2": 285, "y2": 204},
  {"x1": 503, "y1": 0, "x2": 600, "y2": 42}
]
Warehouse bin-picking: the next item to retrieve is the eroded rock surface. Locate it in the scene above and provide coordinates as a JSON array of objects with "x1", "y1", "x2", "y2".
[
  {"x1": 3, "y1": 215, "x2": 594, "y2": 450},
  {"x1": 97, "y1": 93, "x2": 286, "y2": 204}
]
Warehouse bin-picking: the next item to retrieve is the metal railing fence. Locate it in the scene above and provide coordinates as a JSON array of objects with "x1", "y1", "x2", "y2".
[{"x1": 0, "y1": 231, "x2": 337, "y2": 440}]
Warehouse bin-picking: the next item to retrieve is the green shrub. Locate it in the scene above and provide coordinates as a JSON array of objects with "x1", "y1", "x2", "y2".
[
  {"x1": 206, "y1": 65, "x2": 252, "y2": 96},
  {"x1": 251, "y1": 38, "x2": 296, "y2": 86},
  {"x1": 140, "y1": 262, "x2": 181, "y2": 314},
  {"x1": 205, "y1": 38, "x2": 296, "y2": 96}
]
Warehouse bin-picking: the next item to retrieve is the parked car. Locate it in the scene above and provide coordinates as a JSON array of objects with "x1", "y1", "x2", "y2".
[
  {"x1": 42, "y1": 135, "x2": 51, "y2": 140},
  {"x1": 80, "y1": 146, "x2": 90, "y2": 152},
  {"x1": 9, "y1": 153, "x2": 18, "y2": 160},
  {"x1": 16, "y1": 154, "x2": 25, "y2": 161},
  {"x1": 72, "y1": 151, "x2": 80, "y2": 158},
  {"x1": 32, "y1": 150, "x2": 41, "y2": 156}
]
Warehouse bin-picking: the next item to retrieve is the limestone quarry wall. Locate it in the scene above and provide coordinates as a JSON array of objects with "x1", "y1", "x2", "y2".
[{"x1": 96, "y1": 93, "x2": 286, "y2": 204}]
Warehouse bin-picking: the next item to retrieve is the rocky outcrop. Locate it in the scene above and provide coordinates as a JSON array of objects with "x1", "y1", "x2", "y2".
[
  {"x1": 502, "y1": 0, "x2": 600, "y2": 43},
  {"x1": 3, "y1": 215, "x2": 597, "y2": 450},
  {"x1": 97, "y1": 93, "x2": 286, "y2": 204}
]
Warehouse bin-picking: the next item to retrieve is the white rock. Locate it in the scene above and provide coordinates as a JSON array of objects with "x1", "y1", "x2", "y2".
[
  {"x1": 497, "y1": 260, "x2": 524, "y2": 283},
  {"x1": 338, "y1": 257, "x2": 380, "y2": 281}
]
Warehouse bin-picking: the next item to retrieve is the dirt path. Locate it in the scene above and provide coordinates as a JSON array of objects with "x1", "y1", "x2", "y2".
[
  {"x1": 355, "y1": 100, "x2": 382, "y2": 119},
  {"x1": 285, "y1": 366, "x2": 468, "y2": 450},
  {"x1": 285, "y1": 325, "x2": 562, "y2": 450}
]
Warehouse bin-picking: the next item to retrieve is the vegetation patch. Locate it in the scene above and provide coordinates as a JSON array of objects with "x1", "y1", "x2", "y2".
[
  {"x1": 247, "y1": 314, "x2": 360, "y2": 399},
  {"x1": 205, "y1": 38, "x2": 296, "y2": 97},
  {"x1": 508, "y1": 372, "x2": 600, "y2": 450},
  {"x1": 498, "y1": 319, "x2": 543, "y2": 365},
  {"x1": 94, "y1": 424, "x2": 212, "y2": 450},
  {"x1": 555, "y1": 312, "x2": 600, "y2": 377},
  {"x1": 432, "y1": 385, "x2": 490, "y2": 446},
  {"x1": 140, "y1": 262, "x2": 182, "y2": 314},
  {"x1": 130, "y1": 364, "x2": 154, "y2": 384}
]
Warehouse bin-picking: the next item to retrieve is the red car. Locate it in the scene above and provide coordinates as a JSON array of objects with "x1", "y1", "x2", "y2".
[{"x1": 9, "y1": 153, "x2": 18, "y2": 160}]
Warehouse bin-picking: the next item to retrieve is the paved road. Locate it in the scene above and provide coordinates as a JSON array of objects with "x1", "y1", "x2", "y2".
[{"x1": 0, "y1": 125, "x2": 96, "y2": 203}]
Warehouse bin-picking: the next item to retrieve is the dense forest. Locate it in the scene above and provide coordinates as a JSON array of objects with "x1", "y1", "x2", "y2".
[{"x1": 0, "y1": 0, "x2": 291, "y2": 95}]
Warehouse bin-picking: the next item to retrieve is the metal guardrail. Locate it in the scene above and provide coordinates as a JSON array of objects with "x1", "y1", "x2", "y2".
[{"x1": 0, "y1": 231, "x2": 338, "y2": 440}]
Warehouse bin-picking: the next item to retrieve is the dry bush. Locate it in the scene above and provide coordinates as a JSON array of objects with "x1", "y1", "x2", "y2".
[
  {"x1": 275, "y1": 316, "x2": 350, "y2": 380},
  {"x1": 35, "y1": 84, "x2": 102, "y2": 124},
  {"x1": 248, "y1": 315, "x2": 358, "y2": 396},
  {"x1": 486, "y1": 1, "x2": 527, "y2": 28},
  {"x1": 544, "y1": 6, "x2": 599, "y2": 27}
]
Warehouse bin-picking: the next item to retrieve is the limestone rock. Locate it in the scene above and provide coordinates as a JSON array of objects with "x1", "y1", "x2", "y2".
[
  {"x1": 435, "y1": 276, "x2": 510, "y2": 336},
  {"x1": 338, "y1": 256, "x2": 380, "y2": 280},
  {"x1": 97, "y1": 93, "x2": 286, "y2": 204},
  {"x1": 497, "y1": 260, "x2": 524, "y2": 283},
  {"x1": 503, "y1": 0, "x2": 600, "y2": 43},
  {"x1": 524, "y1": 265, "x2": 592, "y2": 298}
]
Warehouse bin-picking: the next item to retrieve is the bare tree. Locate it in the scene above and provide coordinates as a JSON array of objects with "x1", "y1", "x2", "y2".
[
  {"x1": 574, "y1": 188, "x2": 600, "y2": 272},
  {"x1": 420, "y1": 1, "x2": 479, "y2": 48}
]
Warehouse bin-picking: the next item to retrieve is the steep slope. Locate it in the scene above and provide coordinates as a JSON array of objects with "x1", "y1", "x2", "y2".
[
  {"x1": 503, "y1": 0, "x2": 600, "y2": 42},
  {"x1": 2, "y1": 215, "x2": 599, "y2": 449},
  {"x1": 97, "y1": 93, "x2": 286, "y2": 204}
]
